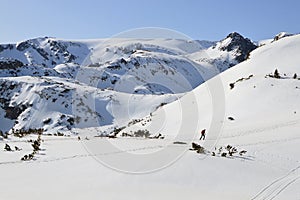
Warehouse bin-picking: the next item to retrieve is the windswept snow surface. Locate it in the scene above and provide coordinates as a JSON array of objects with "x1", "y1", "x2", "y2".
[{"x1": 0, "y1": 33, "x2": 299, "y2": 200}]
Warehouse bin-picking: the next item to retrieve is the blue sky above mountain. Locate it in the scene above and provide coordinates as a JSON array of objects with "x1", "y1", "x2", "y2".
[{"x1": 1, "y1": 0, "x2": 300, "y2": 43}]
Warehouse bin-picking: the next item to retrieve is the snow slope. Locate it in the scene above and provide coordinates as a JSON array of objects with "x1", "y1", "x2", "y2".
[{"x1": 106, "y1": 33, "x2": 300, "y2": 198}]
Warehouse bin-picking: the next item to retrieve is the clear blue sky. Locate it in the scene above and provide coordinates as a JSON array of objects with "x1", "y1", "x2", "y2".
[{"x1": 1, "y1": 0, "x2": 300, "y2": 43}]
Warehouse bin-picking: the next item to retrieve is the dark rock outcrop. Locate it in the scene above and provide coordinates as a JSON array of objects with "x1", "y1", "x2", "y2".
[
  {"x1": 219, "y1": 32, "x2": 257, "y2": 62},
  {"x1": 5, "y1": 104, "x2": 28, "y2": 120},
  {"x1": 0, "y1": 59, "x2": 24, "y2": 70},
  {"x1": 16, "y1": 41, "x2": 31, "y2": 51},
  {"x1": 273, "y1": 32, "x2": 293, "y2": 42}
]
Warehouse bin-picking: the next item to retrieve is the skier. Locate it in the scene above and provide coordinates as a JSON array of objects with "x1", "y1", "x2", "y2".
[{"x1": 199, "y1": 129, "x2": 206, "y2": 140}]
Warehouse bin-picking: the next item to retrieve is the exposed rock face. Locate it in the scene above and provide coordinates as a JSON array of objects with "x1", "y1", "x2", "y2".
[
  {"x1": 5, "y1": 104, "x2": 28, "y2": 120},
  {"x1": 0, "y1": 59, "x2": 24, "y2": 70},
  {"x1": 217, "y1": 32, "x2": 257, "y2": 62},
  {"x1": 273, "y1": 32, "x2": 293, "y2": 42},
  {"x1": 16, "y1": 41, "x2": 31, "y2": 51}
]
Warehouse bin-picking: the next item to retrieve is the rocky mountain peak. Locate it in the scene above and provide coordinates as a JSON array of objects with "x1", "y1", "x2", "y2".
[{"x1": 217, "y1": 32, "x2": 257, "y2": 62}]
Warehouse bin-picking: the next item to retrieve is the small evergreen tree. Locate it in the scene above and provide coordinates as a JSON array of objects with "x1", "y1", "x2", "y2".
[
  {"x1": 15, "y1": 146, "x2": 21, "y2": 151},
  {"x1": 221, "y1": 152, "x2": 227, "y2": 157},
  {"x1": 32, "y1": 140, "x2": 40, "y2": 152},
  {"x1": 274, "y1": 69, "x2": 280, "y2": 78},
  {"x1": 293, "y1": 73, "x2": 297, "y2": 79},
  {"x1": 4, "y1": 144, "x2": 12, "y2": 151}
]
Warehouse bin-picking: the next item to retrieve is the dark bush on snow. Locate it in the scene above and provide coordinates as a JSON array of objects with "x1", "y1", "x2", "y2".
[
  {"x1": 293, "y1": 73, "x2": 297, "y2": 79},
  {"x1": 133, "y1": 129, "x2": 150, "y2": 138},
  {"x1": 191, "y1": 142, "x2": 205, "y2": 154},
  {"x1": 274, "y1": 69, "x2": 280, "y2": 79},
  {"x1": 4, "y1": 143, "x2": 12, "y2": 151}
]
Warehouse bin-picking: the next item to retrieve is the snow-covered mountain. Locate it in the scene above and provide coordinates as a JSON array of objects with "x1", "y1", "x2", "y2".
[
  {"x1": 0, "y1": 32, "x2": 299, "y2": 200},
  {"x1": 0, "y1": 33, "x2": 257, "y2": 133},
  {"x1": 120, "y1": 33, "x2": 300, "y2": 140}
]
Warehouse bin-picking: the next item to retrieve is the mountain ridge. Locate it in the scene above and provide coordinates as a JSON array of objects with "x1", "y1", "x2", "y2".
[{"x1": 0, "y1": 32, "x2": 292, "y2": 134}]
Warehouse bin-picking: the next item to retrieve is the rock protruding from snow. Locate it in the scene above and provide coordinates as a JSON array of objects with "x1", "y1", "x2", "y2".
[
  {"x1": 216, "y1": 32, "x2": 257, "y2": 62},
  {"x1": 0, "y1": 58, "x2": 24, "y2": 70},
  {"x1": 2, "y1": 37, "x2": 90, "y2": 69},
  {"x1": 273, "y1": 32, "x2": 294, "y2": 42}
]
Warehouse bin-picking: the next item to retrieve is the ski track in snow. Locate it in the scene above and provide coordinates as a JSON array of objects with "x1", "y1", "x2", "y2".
[
  {"x1": 222, "y1": 118, "x2": 300, "y2": 140},
  {"x1": 1, "y1": 116, "x2": 299, "y2": 199},
  {"x1": 1, "y1": 117, "x2": 300, "y2": 167},
  {"x1": 251, "y1": 165, "x2": 300, "y2": 200},
  {"x1": 0, "y1": 140, "x2": 167, "y2": 166}
]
